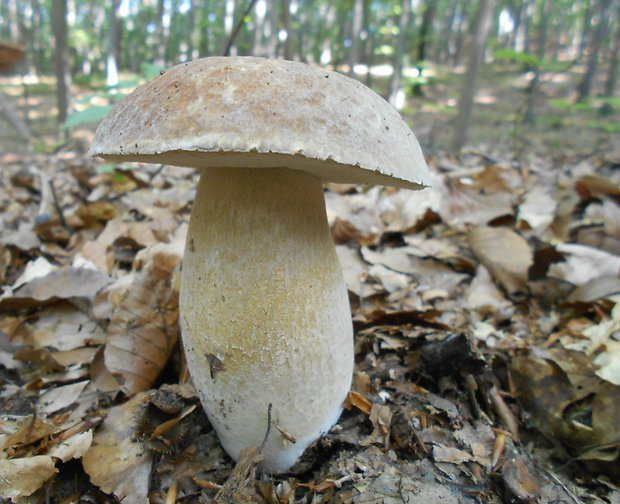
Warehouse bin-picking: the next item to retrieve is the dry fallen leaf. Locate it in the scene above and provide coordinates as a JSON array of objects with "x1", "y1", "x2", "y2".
[
  {"x1": 82, "y1": 392, "x2": 153, "y2": 504},
  {"x1": 104, "y1": 243, "x2": 182, "y2": 395},
  {"x1": 0, "y1": 455, "x2": 57, "y2": 501},
  {"x1": 517, "y1": 185, "x2": 558, "y2": 233},
  {"x1": 468, "y1": 226, "x2": 533, "y2": 299},
  {"x1": 0, "y1": 429, "x2": 93, "y2": 502},
  {"x1": 432, "y1": 444, "x2": 474, "y2": 464},
  {"x1": 548, "y1": 243, "x2": 620, "y2": 286},
  {"x1": 501, "y1": 454, "x2": 542, "y2": 503},
  {"x1": 0, "y1": 265, "x2": 111, "y2": 311},
  {"x1": 37, "y1": 380, "x2": 89, "y2": 415}
]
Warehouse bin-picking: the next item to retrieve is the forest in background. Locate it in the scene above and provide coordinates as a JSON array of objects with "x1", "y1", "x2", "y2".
[{"x1": 1, "y1": 0, "x2": 620, "y2": 152}]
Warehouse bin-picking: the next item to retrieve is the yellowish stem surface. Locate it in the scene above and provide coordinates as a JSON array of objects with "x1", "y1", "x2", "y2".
[{"x1": 180, "y1": 167, "x2": 353, "y2": 473}]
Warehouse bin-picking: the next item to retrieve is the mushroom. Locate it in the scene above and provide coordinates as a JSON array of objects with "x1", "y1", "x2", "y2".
[{"x1": 90, "y1": 56, "x2": 430, "y2": 473}]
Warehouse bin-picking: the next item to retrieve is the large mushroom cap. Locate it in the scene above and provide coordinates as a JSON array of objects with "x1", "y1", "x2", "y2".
[{"x1": 90, "y1": 56, "x2": 431, "y2": 189}]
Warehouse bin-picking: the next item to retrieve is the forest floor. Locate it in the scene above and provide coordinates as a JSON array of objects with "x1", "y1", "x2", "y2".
[{"x1": 0, "y1": 63, "x2": 619, "y2": 504}]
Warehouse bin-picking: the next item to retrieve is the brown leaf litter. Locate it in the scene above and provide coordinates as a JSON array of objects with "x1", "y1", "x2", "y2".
[{"x1": 0, "y1": 146, "x2": 619, "y2": 503}]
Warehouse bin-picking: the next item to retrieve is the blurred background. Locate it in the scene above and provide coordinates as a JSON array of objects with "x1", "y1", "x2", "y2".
[{"x1": 0, "y1": 0, "x2": 619, "y2": 155}]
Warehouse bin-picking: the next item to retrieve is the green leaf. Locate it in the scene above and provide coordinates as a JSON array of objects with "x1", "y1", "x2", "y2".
[{"x1": 62, "y1": 105, "x2": 113, "y2": 130}]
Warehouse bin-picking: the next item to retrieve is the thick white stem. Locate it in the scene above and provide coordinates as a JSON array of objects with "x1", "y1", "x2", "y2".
[{"x1": 180, "y1": 167, "x2": 353, "y2": 473}]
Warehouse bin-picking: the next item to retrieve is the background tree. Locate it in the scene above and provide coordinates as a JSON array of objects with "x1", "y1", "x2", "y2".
[
  {"x1": 52, "y1": 0, "x2": 70, "y2": 130},
  {"x1": 577, "y1": 0, "x2": 613, "y2": 101},
  {"x1": 450, "y1": 0, "x2": 494, "y2": 151},
  {"x1": 1, "y1": 0, "x2": 619, "y2": 149}
]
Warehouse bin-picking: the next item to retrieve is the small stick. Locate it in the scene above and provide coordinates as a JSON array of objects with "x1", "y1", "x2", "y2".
[{"x1": 488, "y1": 386, "x2": 520, "y2": 442}]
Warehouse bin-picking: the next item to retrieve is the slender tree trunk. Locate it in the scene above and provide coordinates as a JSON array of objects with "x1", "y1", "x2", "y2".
[
  {"x1": 279, "y1": 0, "x2": 293, "y2": 60},
  {"x1": 450, "y1": 0, "x2": 494, "y2": 152},
  {"x1": 439, "y1": 0, "x2": 458, "y2": 64},
  {"x1": 155, "y1": 0, "x2": 166, "y2": 65},
  {"x1": 348, "y1": 0, "x2": 364, "y2": 75},
  {"x1": 52, "y1": 0, "x2": 70, "y2": 129},
  {"x1": 416, "y1": 0, "x2": 437, "y2": 66},
  {"x1": 578, "y1": 0, "x2": 593, "y2": 59},
  {"x1": 452, "y1": 1, "x2": 468, "y2": 65},
  {"x1": 523, "y1": 0, "x2": 532, "y2": 54},
  {"x1": 267, "y1": 0, "x2": 279, "y2": 57},
  {"x1": 522, "y1": 0, "x2": 553, "y2": 123},
  {"x1": 30, "y1": 0, "x2": 44, "y2": 74},
  {"x1": 551, "y1": 10, "x2": 563, "y2": 61},
  {"x1": 360, "y1": 0, "x2": 371, "y2": 71},
  {"x1": 388, "y1": 0, "x2": 412, "y2": 107},
  {"x1": 297, "y1": 1, "x2": 313, "y2": 62},
  {"x1": 537, "y1": 0, "x2": 553, "y2": 61},
  {"x1": 604, "y1": 5, "x2": 620, "y2": 96},
  {"x1": 578, "y1": 0, "x2": 613, "y2": 101},
  {"x1": 318, "y1": 4, "x2": 336, "y2": 65},
  {"x1": 8, "y1": 0, "x2": 20, "y2": 42},
  {"x1": 198, "y1": 4, "x2": 210, "y2": 57},
  {"x1": 223, "y1": 0, "x2": 236, "y2": 55},
  {"x1": 509, "y1": 0, "x2": 524, "y2": 50},
  {"x1": 223, "y1": 0, "x2": 261, "y2": 56},
  {"x1": 106, "y1": 0, "x2": 121, "y2": 87},
  {"x1": 252, "y1": 0, "x2": 267, "y2": 56}
]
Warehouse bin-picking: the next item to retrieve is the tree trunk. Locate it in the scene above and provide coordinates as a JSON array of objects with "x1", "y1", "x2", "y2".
[
  {"x1": 536, "y1": 0, "x2": 553, "y2": 61},
  {"x1": 155, "y1": 0, "x2": 166, "y2": 65},
  {"x1": 577, "y1": 0, "x2": 613, "y2": 101},
  {"x1": 223, "y1": 0, "x2": 261, "y2": 57},
  {"x1": 106, "y1": 0, "x2": 121, "y2": 87},
  {"x1": 578, "y1": 0, "x2": 593, "y2": 59},
  {"x1": 509, "y1": 0, "x2": 524, "y2": 50},
  {"x1": 223, "y1": 0, "x2": 236, "y2": 55},
  {"x1": 348, "y1": 0, "x2": 364, "y2": 75},
  {"x1": 604, "y1": 4, "x2": 620, "y2": 97},
  {"x1": 279, "y1": 0, "x2": 293, "y2": 60},
  {"x1": 388, "y1": 0, "x2": 412, "y2": 107},
  {"x1": 30, "y1": 0, "x2": 45, "y2": 74},
  {"x1": 318, "y1": 4, "x2": 336, "y2": 65},
  {"x1": 416, "y1": 0, "x2": 437, "y2": 66},
  {"x1": 523, "y1": 0, "x2": 532, "y2": 54},
  {"x1": 267, "y1": 0, "x2": 279, "y2": 57},
  {"x1": 522, "y1": 0, "x2": 553, "y2": 124},
  {"x1": 439, "y1": 0, "x2": 458, "y2": 64},
  {"x1": 452, "y1": 1, "x2": 468, "y2": 65},
  {"x1": 52, "y1": 0, "x2": 70, "y2": 130},
  {"x1": 450, "y1": 0, "x2": 494, "y2": 152}
]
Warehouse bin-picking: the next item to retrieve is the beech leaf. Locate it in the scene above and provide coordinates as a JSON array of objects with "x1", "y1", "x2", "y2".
[
  {"x1": 82, "y1": 392, "x2": 153, "y2": 504},
  {"x1": 468, "y1": 226, "x2": 533, "y2": 299},
  {"x1": 104, "y1": 243, "x2": 182, "y2": 395}
]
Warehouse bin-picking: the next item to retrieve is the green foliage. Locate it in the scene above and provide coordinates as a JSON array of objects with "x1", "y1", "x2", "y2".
[
  {"x1": 493, "y1": 49, "x2": 542, "y2": 68},
  {"x1": 583, "y1": 120, "x2": 620, "y2": 133},
  {"x1": 550, "y1": 98, "x2": 593, "y2": 111},
  {"x1": 62, "y1": 105, "x2": 113, "y2": 130},
  {"x1": 140, "y1": 63, "x2": 166, "y2": 80}
]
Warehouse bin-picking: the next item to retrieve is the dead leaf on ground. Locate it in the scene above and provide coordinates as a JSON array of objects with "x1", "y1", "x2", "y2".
[
  {"x1": 0, "y1": 264, "x2": 111, "y2": 311},
  {"x1": 82, "y1": 392, "x2": 153, "y2": 504},
  {"x1": 468, "y1": 226, "x2": 533, "y2": 299},
  {"x1": 103, "y1": 242, "x2": 182, "y2": 395},
  {"x1": 511, "y1": 349, "x2": 620, "y2": 467},
  {"x1": 0, "y1": 455, "x2": 57, "y2": 501},
  {"x1": 548, "y1": 243, "x2": 620, "y2": 286},
  {"x1": 517, "y1": 185, "x2": 558, "y2": 233}
]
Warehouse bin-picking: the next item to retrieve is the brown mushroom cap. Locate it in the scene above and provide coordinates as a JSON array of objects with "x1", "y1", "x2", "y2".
[{"x1": 90, "y1": 56, "x2": 430, "y2": 190}]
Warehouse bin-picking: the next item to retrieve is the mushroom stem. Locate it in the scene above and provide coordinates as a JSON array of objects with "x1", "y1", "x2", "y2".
[{"x1": 180, "y1": 167, "x2": 354, "y2": 474}]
